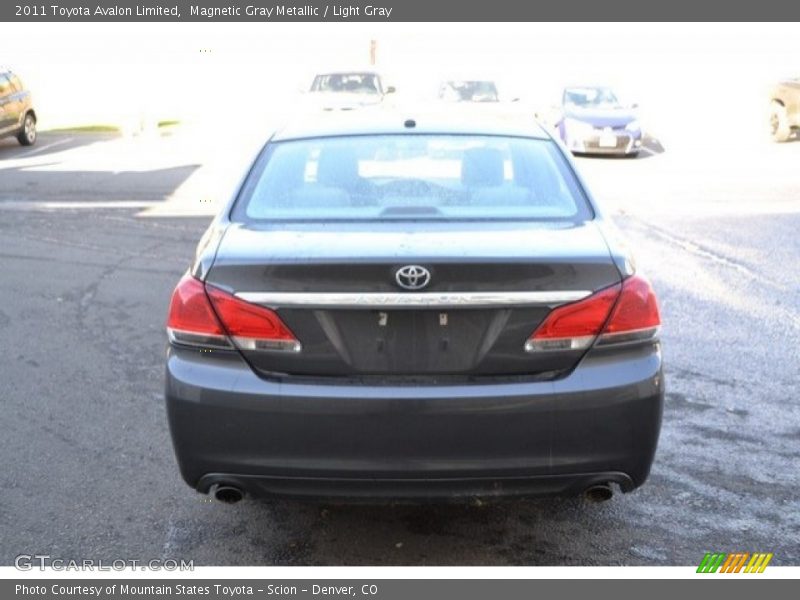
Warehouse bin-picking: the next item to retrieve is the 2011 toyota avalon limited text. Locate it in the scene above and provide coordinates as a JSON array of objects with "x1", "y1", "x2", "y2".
[{"x1": 165, "y1": 109, "x2": 663, "y2": 504}]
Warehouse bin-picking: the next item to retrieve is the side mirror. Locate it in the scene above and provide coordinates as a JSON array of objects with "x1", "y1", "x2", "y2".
[
  {"x1": 631, "y1": 102, "x2": 639, "y2": 109},
  {"x1": 385, "y1": 86, "x2": 396, "y2": 94}
]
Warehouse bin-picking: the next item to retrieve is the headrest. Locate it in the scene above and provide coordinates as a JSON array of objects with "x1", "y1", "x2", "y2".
[
  {"x1": 316, "y1": 147, "x2": 359, "y2": 187},
  {"x1": 461, "y1": 148, "x2": 505, "y2": 187}
]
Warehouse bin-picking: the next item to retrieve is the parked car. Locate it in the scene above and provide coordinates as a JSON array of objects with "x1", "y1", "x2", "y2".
[
  {"x1": 557, "y1": 86, "x2": 641, "y2": 156},
  {"x1": 438, "y1": 80, "x2": 500, "y2": 103},
  {"x1": 768, "y1": 78, "x2": 800, "y2": 142},
  {"x1": 165, "y1": 109, "x2": 663, "y2": 504},
  {"x1": 0, "y1": 68, "x2": 37, "y2": 146},
  {"x1": 305, "y1": 71, "x2": 395, "y2": 111}
]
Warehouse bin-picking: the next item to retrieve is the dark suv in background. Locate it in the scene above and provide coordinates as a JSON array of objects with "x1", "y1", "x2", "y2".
[{"x1": 0, "y1": 68, "x2": 37, "y2": 146}]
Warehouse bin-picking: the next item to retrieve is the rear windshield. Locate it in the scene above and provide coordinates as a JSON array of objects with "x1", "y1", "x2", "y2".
[
  {"x1": 311, "y1": 73, "x2": 381, "y2": 95},
  {"x1": 233, "y1": 135, "x2": 592, "y2": 222}
]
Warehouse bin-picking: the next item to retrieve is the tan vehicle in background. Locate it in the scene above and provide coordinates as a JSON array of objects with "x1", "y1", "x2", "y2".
[
  {"x1": 0, "y1": 68, "x2": 37, "y2": 146},
  {"x1": 769, "y1": 78, "x2": 800, "y2": 142}
]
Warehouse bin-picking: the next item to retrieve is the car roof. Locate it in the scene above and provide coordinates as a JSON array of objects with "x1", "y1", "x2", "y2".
[
  {"x1": 272, "y1": 107, "x2": 552, "y2": 141},
  {"x1": 314, "y1": 70, "x2": 381, "y2": 77},
  {"x1": 442, "y1": 79, "x2": 497, "y2": 84},
  {"x1": 563, "y1": 85, "x2": 615, "y2": 91}
]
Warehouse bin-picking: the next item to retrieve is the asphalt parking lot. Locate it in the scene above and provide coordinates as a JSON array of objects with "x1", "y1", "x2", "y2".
[{"x1": 1, "y1": 130, "x2": 798, "y2": 566}]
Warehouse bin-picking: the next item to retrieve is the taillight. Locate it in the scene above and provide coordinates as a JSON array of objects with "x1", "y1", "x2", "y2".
[
  {"x1": 206, "y1": 284, "x2": 301, "y2": 353},
  {"x1": 166, "y1": 274, "x2": 301, "y2": 353},
  {"x1": 525, "y1": 275, "x2": 660, "y2": 353},
  {"x1": 596, "y1": 275, "x2": 661, "y2": 346},
  {"x1": 525, "y1": 283, "x2": 621, "y2": 352},
  {"x1": 166, "y1": 274, "x2": 232, "y2": 349}
]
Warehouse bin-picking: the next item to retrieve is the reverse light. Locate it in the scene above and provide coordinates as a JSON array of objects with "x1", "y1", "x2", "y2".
[
  {"x1": 166, "y1": 274, "x2": 301, "y2": 352},
  {"x1": 525, "y1": 275, "x2": 660, "y2": 353}
]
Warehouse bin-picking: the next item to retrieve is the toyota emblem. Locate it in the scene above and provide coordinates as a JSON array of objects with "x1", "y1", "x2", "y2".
[{"x1": 395, "y1": 265, "x2": 431, "y2": 290}]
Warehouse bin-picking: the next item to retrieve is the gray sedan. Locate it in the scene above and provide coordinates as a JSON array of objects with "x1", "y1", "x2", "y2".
[{"x1": 165, "y1": 109, "x2": 663, "y2": 504}]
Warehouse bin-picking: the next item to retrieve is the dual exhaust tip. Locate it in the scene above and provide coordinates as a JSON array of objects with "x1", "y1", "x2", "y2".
[
  {"x1": 583, "y1": 483, "x2": 614, "y2": 503},
  {"x1": 212, "y1": 484, "x2": 244, "y2": 504}
]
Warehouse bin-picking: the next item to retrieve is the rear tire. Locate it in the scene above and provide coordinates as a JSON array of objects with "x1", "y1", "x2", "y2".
[
  {"x1": 17, "y1": 112, "x2": 36, "y2": 146},
  {"x1": 769, "y1": 101, "x2": 791, "y2": 143}
]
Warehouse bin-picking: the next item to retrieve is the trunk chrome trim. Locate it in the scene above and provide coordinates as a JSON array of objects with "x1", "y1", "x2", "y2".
[{"x1": 235, "y1": 290, "x2": 592, "y2": 309}]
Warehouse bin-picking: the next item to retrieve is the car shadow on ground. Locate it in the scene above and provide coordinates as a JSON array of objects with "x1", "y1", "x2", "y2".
[
  {"x1": 0, "y1": 131, "x2": 122, "y2": 160},
  {"x1": 0, "y1": 131, "x2": 200, "y2": 204},
  {"x1": 0, "y1": 165, "x2": 200, "y2": 203},
  {"x1": 227, "y1": 493, "x2": 621, "y2": 566}
]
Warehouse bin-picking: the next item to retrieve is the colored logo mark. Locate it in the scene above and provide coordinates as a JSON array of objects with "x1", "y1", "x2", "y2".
[{"x1": 697, "y1": 552, "x2": 773, "y2": 573}]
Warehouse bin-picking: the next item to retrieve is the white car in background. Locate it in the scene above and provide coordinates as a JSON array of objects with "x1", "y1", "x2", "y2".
[{"x1": 304, "y1": 71, "x2": 395, "y2": 111}]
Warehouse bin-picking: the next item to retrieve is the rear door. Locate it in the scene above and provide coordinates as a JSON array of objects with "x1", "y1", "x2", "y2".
[
  {"x1": 8, "y1": 74, "x2": 28, "y2": 129},
  {"x1": 0, "y1": 74, "x2": 16, "y2": 133}
]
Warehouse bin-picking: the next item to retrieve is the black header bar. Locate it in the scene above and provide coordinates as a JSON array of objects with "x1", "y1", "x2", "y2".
[{"x1": 4, "y1": 0, "x2": 800, "y2": 22}]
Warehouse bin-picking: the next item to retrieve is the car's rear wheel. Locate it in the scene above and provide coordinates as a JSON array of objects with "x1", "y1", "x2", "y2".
[
  {"x1": 769, "y1": 101, "x2": 791, "y2": 143},
  {"x1": 17, "y1": 112, "x2": 37, "y2": 146}
]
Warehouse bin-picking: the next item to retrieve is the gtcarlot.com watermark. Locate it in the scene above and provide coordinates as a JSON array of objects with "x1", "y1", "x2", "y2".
[{"x1": 15, "y1": 554, "x2": 194, "y2": 571}]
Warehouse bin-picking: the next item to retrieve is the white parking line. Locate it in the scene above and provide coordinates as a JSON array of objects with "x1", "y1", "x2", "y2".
[
  {"x1": 0, "y1": 200, "x2": 160, "y2": 210},
  {"x1": 161, "y1": 512, "x2": 180, "y2": 561},
  {"x1": 15, "y1": 137, "x2": 75, "y2": 158}
]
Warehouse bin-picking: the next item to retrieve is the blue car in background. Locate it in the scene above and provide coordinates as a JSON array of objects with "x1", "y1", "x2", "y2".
[{"x1": 557, "y1": 86, "x2": 642, "y2": 156}]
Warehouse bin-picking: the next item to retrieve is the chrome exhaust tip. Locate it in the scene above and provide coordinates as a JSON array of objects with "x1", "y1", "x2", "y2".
[
  {"x1": 212, "y1": 485, "x2": 244, "y2": 504},
  {"x1": 583, "y1": 483, "x2": 614, "y2": 503}
]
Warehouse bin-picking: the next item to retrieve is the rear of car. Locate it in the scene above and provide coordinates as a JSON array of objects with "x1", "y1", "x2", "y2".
[
  {"x1": 0, "y1": 69, "x2": 36, "y2": 146},
  {"x1": 306, "y1": 72, "x2": 390, "y2": 111},
  {"x1": 558, "y1": 86, "x2": 642, "y2": 156},
  {"x1": 165, "y1": 114, "x2": 663, "y2": 502}
]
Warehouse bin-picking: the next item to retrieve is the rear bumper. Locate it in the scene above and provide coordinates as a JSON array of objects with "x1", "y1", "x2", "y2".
[
  {"x1": 196, "y1": 472, "x2": 635, "y2": 502},
  {"x1": 562, "y1": 129, "x2": 643, "y2": 156},
  {"x1": 165, "y1": 344, "x2": 663, "y2": 500}
]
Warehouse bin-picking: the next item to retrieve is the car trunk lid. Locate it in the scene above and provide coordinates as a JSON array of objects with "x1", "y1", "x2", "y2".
[{"x1": 205, "y1": 221, "x2": 621, "y2": 379}]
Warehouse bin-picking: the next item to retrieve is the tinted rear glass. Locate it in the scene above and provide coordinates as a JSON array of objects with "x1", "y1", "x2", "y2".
[
  {"x1": 233, "y1": 135, "x2": 592, "y2": 222},
  {"x1": 312, "y1": 73, "x2": 381, "y2": 94}
]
